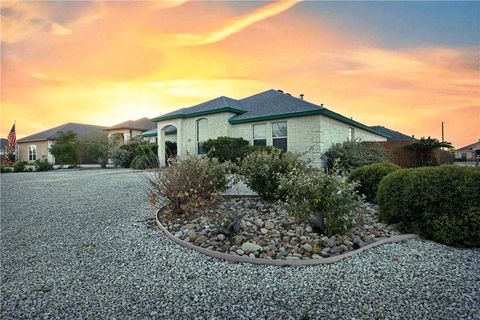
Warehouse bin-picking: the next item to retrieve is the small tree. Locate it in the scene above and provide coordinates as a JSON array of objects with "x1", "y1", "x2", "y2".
[
  {"x1": 79, "y1": 132, "x2": 111, "y2": 168},
  {"x1": 404, "y1": 137, "x2": 453, "y2": 167},
  {"x1": 49, "y1": 130, "x2": 79, "y2": 167}
]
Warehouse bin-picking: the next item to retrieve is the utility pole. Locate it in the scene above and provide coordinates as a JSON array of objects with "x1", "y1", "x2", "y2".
[{"x1": 441, "y1": 121, "x2": 445, "y2": 143}]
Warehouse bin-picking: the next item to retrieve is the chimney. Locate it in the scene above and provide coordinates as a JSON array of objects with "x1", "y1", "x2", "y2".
[{"x1": 299, "y1": 93, "x2": 304, "y2": 100}]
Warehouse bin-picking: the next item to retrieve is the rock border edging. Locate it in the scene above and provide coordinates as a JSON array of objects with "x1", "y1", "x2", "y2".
[{"x1": 155, "y1": 208, "x2": 419, "y2": 266}]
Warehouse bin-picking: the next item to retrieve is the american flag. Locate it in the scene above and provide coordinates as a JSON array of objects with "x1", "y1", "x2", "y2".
[{"x1": 7, "y1": 123, "x2": 16, "y2": 151}]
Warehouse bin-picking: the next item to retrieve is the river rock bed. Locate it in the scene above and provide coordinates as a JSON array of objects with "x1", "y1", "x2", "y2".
[{"x1": 160, "y1": 197, "x2": 401, "y2": 260}]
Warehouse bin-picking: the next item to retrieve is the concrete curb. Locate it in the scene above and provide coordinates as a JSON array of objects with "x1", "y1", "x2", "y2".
[{"x1": 155, "y1": 208, "x2": 419, "y2": 267}]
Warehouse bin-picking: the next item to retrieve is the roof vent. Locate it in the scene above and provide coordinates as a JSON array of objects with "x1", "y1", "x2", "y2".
[
  {"x1": 277, "y1": 89, "x2": 283, "y2": 93},
  {"x1": 286, "y1": 93, "x2": 291, "y2": 96},
  {"x1": 299, "y1": 93, "x2": 304, "y2": 100}
]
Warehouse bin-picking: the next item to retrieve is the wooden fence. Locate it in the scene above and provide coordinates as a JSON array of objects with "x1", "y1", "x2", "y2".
[{"x1": 363, "y1": 141, "x2": 454, "y2": 168}]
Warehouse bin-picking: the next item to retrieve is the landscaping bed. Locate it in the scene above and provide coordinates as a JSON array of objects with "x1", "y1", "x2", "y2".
[{"x1": 159, "y1": 197, "x2": 400, "y2": 260}]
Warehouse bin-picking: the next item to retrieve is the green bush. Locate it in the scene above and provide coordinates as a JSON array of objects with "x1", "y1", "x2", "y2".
[
  {"x1": 280, "y1": 168, "x2": 364, "y2": 235},
  {"x1": 239, "y1": 148, "x2": 308, "y2": 200},
  {"x1": 109, "y1": 147, "x2": 130, "y2": 168},
  {"x1": 376, "y1": 165, "x2": 480, "y2": 247},
  {"x1": 131, "y1": 154, "x2": 157, "y2": 169},
  {"x1": 203, "y1": 137, "x2": 249, "y2": 163},
  {"x1": 147, "y1": 155, "x2": 230, "y2": 213},
  {"x1": 0, "y1": 165, "x2": 13, "y2": 173},
  {"x1": 348, "y1": 162, "x2": 401, "y2": 202},
  {"x1": 14, "y1": 162, "x2": 26, "y2": 172},
  {"x1": 110, "y1": 140, "x2": 158, "y2": 168},
  {"x1": 35, "y1": 159, "x2": 53, "y2": 171},
  {"x1": 324, "y1": 140, "x2": 388, "y2": 172}
]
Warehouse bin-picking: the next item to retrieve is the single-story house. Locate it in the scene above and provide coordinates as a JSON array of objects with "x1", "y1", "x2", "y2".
[
  {"x1": 152, "y1": 89, "x2": 388, "y2": 167},
  {"x1": 105, "y1": 117, "x2": 155, "y2": 145},
  {"x1": 455, "y1": 140, "x2": 480, "y2": 161},
  {"x1": 17, "y1": 123, "x2": 106, "y2": 163}
]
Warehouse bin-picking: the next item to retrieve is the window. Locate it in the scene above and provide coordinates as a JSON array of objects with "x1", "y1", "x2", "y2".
[
  {"x1": 461, "y1": 153, "x2": 467, "y2": 160},
  {"x1": 348, "y1": 127, "x2": 355, "y2": 141},
  {"x1": 28, "y1": 145, "x2": 37, "y2": 161},
  {"x1": 253, "y1": 124, "x2": 267, "y2": 146},
  {"x1": 196, "y1": 118, "x2": 208, "y2": 154},
  {"x1": 272, "y1": 121, "x2": 287, "y2": 152}
]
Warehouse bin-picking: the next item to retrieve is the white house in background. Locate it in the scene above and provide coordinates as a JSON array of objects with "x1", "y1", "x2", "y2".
[
  {"x1": 16, "y1": 123, "x2": 106, "y2": 164},
  {"x1": 151, "y1": 89, "x2": 388, "y2": 167},
  {"x1": 104, "y1": 117, "x2": 155, "y2": 145},
  {"x1": 455, "y1": 140, "x2": 480, "y2": 161}
]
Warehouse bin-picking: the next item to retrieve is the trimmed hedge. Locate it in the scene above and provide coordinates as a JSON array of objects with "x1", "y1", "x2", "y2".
[
  {"x1": 324, "y1": 140, "x2": 389, "y2": 171},
  {"x1": 348, "y1": 162, "x2": 401, "y2": 202},
  {"x1": 203, "y1": 137, "x2": 249, "y2": 163},
  {"x1": 376, "y1": 165, "x2": 480, "y2": 247}
]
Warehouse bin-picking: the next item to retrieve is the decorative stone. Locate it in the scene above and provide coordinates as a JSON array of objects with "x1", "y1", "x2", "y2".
[
  {"x1": 236, "y1": 249, "x2": 245, "y2": 255},
  {"x1": 305, "y1": 226, "x2": 313, "y2": 233},
  {"x1": 330, "y1": 246, "x2": 344, "y2": 254},
  {"x1": 265, "y1": 221, "x2": 274, "y2": 230},
  {"x1": 217, "y1": 234, "x2": 225, "y2": 241},
  {"x1": 184, "y1": 224, "x2": 195, "y2": 230},
  {"x1": 303, "y1": 243, "x2": 313, "y2": 252},
  {"x1": 241, "y1": 242, "x2": 262, "y2": 252},
  {"x1": 234, "y1": 235, "x2": 244, "y2": 245},
  {"x1": 312, "y1": 254, "x2": 322, "y2": 259},
  {"x1": 260, "y1": 228, "x2": 268, "y2": 234},
  {"x1": 194, "y1": 236, "x2": 207, "y2": 244},
  {"x1": 254, "y1": 219, "x2": 264, "y2": 228}
]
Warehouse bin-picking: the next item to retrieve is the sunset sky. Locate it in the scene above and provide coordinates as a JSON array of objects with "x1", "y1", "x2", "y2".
[{"x1": 1, "y1": 1, "x2": 479, "y2": 148}]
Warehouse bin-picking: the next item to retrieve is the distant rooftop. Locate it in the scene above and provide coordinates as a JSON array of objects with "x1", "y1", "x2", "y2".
[
  {"x1": 106, "y1": 117, "x2": 155, "y2": 131},
  {"x1": 17, "y1": 123, "x2": 106, "y2": 143},
  {"x1": 370, "y1": 126, "x2": 417, "y2": 142}
]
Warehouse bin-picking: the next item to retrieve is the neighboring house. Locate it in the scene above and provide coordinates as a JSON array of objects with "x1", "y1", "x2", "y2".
[
  {"x1": 105, "y1": 117, "x2": 155, "y2": 145},
  {"x1": 17, "y1": 123, "x2": 106, "y2": 164},
  {"x1": 370, "y1": 126, "x2": 417, "y2": 142},
  {"x1": 455, "y1": 140, "x2": 480, "y2": 161},
  {"x1": 152, "y1": 89, "x2": 388, "y2": 167}
]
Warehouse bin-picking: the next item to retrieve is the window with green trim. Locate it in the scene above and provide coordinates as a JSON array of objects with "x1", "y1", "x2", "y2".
[
  {"x1": 272, "y1": 121, "x2": 287, "y2": 152},
  {"x1": 196, "y1": 118, "x2": 208, "y2": 155},
  {"x1": 253, "y1": 123, "x2": 267, "y2": 146}
]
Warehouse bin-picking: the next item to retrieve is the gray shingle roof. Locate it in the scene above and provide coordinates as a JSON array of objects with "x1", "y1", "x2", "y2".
[
  {"x1": 17, "y1": 123, "x2": 107, "y2": 143},
  {"x1": 138, "y1": 126, "x2": 176, "y2": 137},
  {"x1": 370, "y1": 126, "x2": 417, "y2": 142},
  {"x1": 152, "y1": 96, "x2": 244, "y2": 121},
  {"x1": 107, "y1": 117, "x2": 155, "y2": 131},
  {"x1": 233, "y1": 89, "x2": 323, "y2": 121}
]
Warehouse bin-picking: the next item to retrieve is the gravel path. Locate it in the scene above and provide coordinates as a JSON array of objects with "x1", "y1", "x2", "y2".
[{"x1": 1, "y1": 169, "x2": 479, "y2": 319}]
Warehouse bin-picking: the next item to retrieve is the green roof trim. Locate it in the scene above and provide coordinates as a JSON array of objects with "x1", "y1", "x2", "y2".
[
  {"x1": 151, "y1": 107, "x2": 246, "y2": 122},
  {"x1": 228, "y1": 109, "x2": 389, "y2": 138}
]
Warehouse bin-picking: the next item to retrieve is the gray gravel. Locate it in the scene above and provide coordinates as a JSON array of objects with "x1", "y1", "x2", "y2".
[{"x1": 1, "y1": 169, "x2": 479, "y2": 320}]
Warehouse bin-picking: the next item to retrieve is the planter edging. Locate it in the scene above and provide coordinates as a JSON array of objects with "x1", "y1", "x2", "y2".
[{"x1": 155, "y1": 208, "x2": 419, "y2": 267}]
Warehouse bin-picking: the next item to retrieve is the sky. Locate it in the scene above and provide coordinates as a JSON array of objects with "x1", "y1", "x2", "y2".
[{"x1": 1, "y1": 0, "x2": 479, "y2": 148}]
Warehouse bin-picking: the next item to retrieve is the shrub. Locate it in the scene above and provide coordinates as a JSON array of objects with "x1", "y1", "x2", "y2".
[
  {"x1": 348, "y1": 162, "x2": 401, "y2": 202},
  {"x1": 239, "y1": 148, "x2": 308, "y2": 200},
  {"x1": 376, "y1": 165, "x2": 480, "y2": 247},
  {"x1": 35, "y1": 159, "x2": 53, "y2": 171},
  {"x1": 109, "y1": 147, "x2": 130, "y2": 167},
  {"x1": 0, "y1": 165, "x2": 13, "y2": 173},
  {"x1": 147, "y1": 155, "x2": 230, "y2": 213},
  {"x1": 324, "y1": 140, "x2": 388, "y2": 172},
  {"x1": 131, "y1": 154, "x2": 155, "y2": 169},
  {"x1": 203, "y1": 137, "x2": 250, "y2": 163},
  {"x1": 14, "y1": 161, "x2": 26, "y2": 172},
  {"x1": 280, "y1": 168, "x2": 364, "y2": 235}
]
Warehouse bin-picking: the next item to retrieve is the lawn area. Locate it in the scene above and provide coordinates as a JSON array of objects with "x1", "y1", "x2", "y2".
[{"x1": 1, "y1": 169, "x2": 479, "y2": 319}]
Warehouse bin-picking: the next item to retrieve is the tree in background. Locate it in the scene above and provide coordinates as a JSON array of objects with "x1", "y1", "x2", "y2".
[
  {"x1": 79, "y1": 132, "x2": 111, "y2": 168},
  {"x1": 404, "y1": 137, "x2": 453, "y2": 167},
  {"x1": 49, "y1": 130, "x2": 79, "y2": 167}
]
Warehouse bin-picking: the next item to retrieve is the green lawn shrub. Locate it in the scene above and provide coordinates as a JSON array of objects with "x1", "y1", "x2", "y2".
[
  {"x1": 14, "y1": 161, "x2": 26, "y2": 172},
  {"x1": 324, "y1": 140, "x2": 389, "y2": 172},
  {"x1": 35, "y1": 159, "x2": 54, "y2": 171},
  {"x1": 376, "y1": 165, "x2": 480, "y2": 247},
  {"x1": 280, "y1": 168, "x2": 364, "y2": 235},
  {"x1": 239, "y1": 148, "x2": 308, "y2": 200},
  {"x1": 203, "y1": 137, "x2": 249, "y2": 163},
  {"x1": 348, "y1": 162, "x2": 401, "y2": 202}
]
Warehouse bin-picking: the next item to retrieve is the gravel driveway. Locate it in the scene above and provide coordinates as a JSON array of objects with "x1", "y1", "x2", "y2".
[{"x1": 1, "y1": 169, "x2": 479, "y2": 319}]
